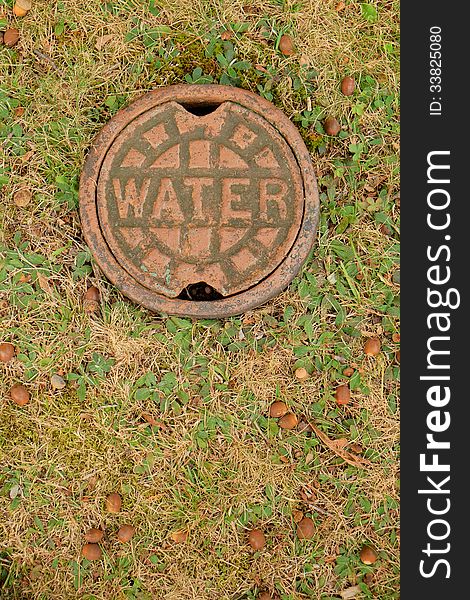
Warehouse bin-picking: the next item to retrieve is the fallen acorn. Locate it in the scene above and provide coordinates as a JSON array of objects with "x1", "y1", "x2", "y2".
[
  {"x1": 0, "y1": 342, "x2": 15, "y2": 363},
  {"x1": 341, "y1": 76, "x2": 355, "y2": 96},
  {"x1": 279, "y1": 34, "x2": 294, "y2": 56},
  {"x1": 105, "y1": 492, "x2": 122, "y2": 513},
  {"x1": 324, "y1": 117, "x2": 341, "y2": 136},
  {"x1": 10, "y1": 384, "x2": 30, "y2": 407},
  {"x1": 248, "y1": 528, "x2": 266, "y2": 550},
  {"x1": 295, "y1": 367, "x2": 309, "y2": 381},
  {"x1": 364, "y1": 337, "x2": 381, "y2": 356},
  {"x1": 13, "y1": 189, "x2": 32, "y2": 207},
  {"x1": 360, "y1": 544, "x2": 378, "y2": 565},
  {"x1": 296, "y1": 516, "x2": 315, "y2": 539},
  {"x1": 85, "y1": 528, "x2": 104, "y2": 543},
  {"x1": 117, "y1": 524, "x2": 135, "y2": 543},
  {"x1": 269, "y1": 401, "x2": 288, "y2": 418},
  {"x1": 3, "y1": 28, "x2": 20, "y2": 48},
  {"x1": 278, "y1": 412, "x2": 298, "y2": 429},
  {"x1": 13, "y1": 0, "x2": 32, "y2": 17},
  {"x1": 50, "y1": 374, "x2": 66, "y2": 390},
  {"x1": 82, "y1": 543, "x2": 102, "y2": 560},
  {"x1": 258, "y1": 593, "x2": 272, "y2": 600},
  {"x1": 363, "y1": 572, "x2": 374, "y2": 586},
  {"x1": 292, "y1": 509, "x2": 304, "y2": 523},
  {"x1": 335, "y1": 384, "x2": 350, "y2": 406},
  {"x1": 343, "y1": 367, "x2": 354, "y2": 377},
  {"x1": 83, "y1": 287, "x2": 100, "y2": 313},
  {"x1": 85, "y1": 286, "x2": 100, "y2": 302}
]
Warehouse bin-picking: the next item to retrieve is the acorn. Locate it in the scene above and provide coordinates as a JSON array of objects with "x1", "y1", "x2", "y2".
[
  {"x1": 295, "y1": 367, "x2": 309, "y2": 381},
  {"x1": 248, "y1": 528, "x2": 266, "y2": 550},
  {"x1": 0, "y1": 342, "x2": 15, "y2": 363},
  {"x1": 105, "y1": 492, "x2": 122, "y2": 513},
  {"x1": 278, "y1": 413, "x2": 298, "y2": 429},
  {"x1": 343, "y1": 367, "x2": 354, "y2": 377},
  {"x1": 364, "y1": 337, "x2": 381, "y2": 356},
  {"x1": 363, "y1": 572, "x2": 374, "y2": 585},
  {"x1": 324, "y1": 117, "x2": 341, "y2": 136},
  {"x1": 360, "y1": 545, "x2": 378, "y2": 565},
  {"x1": 84, "y1": 528, "x2": 104, "y2": 543},
  {"x1": 335, "y1": 384, "x2": 350, "y2": 405},
  {"x1": 296, "y1": 516, "x2": 315, "y2": 539},
  {"x1": 341, "y1": 76, "x2": 355, "y2": 96},
  {"x1": 13, "y1": 189, "x2": 32, "y2": 207},
  {"x1": 82, "y1": 543, "x2": 102, "y2": 560},
  {"x1": 292, "y1": 509, "x2": 304, "y2": 523},
  {"x1": 258, "y1": 593, "x2": 272, "y2": 600},
  {"x1": 50, "y1": 374, "x2": 66, "y2": 390},
  {"x1": 13, "y1": 1, "x2": 32, "y2": 17},
  {"x1": 83, "y1": 286, "x2": 100, "y2": 313},
  {"x1": 85, "y1": 286, "x2": 100, "y2": 302},
  {"x1": 279, "y1": 34, "x2": 295, "y2": 56},
  {"x1": 269, "y1": 401, "x2": 288, "y2": 418},
  {"x1": 3, "y1": 29, "x2": 20, "y2": 48},
  {"x1": 117, "y1": 524, "x2": 135, "y2": 543},
  {"x1": 10, "y1": 384, "x2": 30, "y2": 407}
]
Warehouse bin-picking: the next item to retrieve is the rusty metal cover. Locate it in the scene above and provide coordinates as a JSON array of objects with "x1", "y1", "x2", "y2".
[{"x1": 79, "y1": 85, "x2": 319, "y2": 318}]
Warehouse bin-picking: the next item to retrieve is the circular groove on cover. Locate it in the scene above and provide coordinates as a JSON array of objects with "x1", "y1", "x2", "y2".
[{"x1": 79, "y1": 84, "x2": 320, "y2": 318}]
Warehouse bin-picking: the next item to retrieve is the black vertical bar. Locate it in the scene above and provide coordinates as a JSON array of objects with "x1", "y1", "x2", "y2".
[{"x1": 402, "y1": 2, "x2": 467, "y2": 597}]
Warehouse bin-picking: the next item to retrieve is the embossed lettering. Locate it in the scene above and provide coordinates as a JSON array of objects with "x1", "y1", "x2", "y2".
[
  {"x1": 152, "y1": 178, "x2": 184, "y2": 223},
  {"x1": 113, "y1": 177, "x2": 150, "y2": 219},
  {"x1": 259, "y1": 178, "x2": 288, "y2": 222},
  {"x1": 183, "y1": 177, "x2": 214, "y2": 220},
  {"x1": 221, "y1": 178, "x2": 251, "y2": 223}
]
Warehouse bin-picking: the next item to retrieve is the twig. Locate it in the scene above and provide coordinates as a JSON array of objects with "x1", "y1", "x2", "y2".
[
  {"x1": 307, "y1": 419, "x2": 372, "y2": 468},
  {"x1": 32, "y1": 50, "x2": 64, "y2": 75},
  {"x1": 307, "y1": 503, "x2": 334, "y2": 518}
]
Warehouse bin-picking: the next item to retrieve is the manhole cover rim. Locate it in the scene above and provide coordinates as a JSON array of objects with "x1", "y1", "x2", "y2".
[{"x1": 79, "y1": 84, "x2": 320, "y2": 318}]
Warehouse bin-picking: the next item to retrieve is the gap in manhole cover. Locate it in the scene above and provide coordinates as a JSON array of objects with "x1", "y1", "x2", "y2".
[{"x1": 79, "y1": 84, "x2": 320, "y2": 318}]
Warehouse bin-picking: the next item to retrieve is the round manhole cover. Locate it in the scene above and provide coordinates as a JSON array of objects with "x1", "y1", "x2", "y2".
[{"x1": 79, "y1": 85, "x2": 319, "y2": 318}]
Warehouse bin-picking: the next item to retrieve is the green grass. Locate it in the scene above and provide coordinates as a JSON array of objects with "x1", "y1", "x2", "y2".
[{"x1": 1, "y1": 1, "x2": 399, "y2": 598}]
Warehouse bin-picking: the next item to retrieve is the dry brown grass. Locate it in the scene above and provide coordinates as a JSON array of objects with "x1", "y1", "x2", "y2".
[{"x1": 1, "y1": 0, "x2": 399, "y2": 598}]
